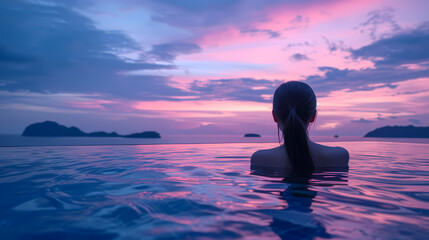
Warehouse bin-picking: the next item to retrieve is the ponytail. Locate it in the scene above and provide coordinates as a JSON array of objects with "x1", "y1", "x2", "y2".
[
  {"x1": 273, "y1": 81, "x2": 317, "y2": 173},
  {"x1": 283, "y1": 108, "x2": 315, "y2": 172}
]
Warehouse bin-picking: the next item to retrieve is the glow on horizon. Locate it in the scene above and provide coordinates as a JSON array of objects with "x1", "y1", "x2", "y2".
[{"x1": 134, "y1": 100, "x2": 270, "y2": 112}]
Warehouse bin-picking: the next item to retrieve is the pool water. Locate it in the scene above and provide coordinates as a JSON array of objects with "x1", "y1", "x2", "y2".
[{"x1": 0, "y1": 141, "x2": 428, "y2": 239}]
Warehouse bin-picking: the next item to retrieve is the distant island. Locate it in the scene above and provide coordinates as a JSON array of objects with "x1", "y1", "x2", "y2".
[
  {"x1": 244, "y1": 133, "x2": 261, "y2": 137},
  {"x1": 364, "y1": 125, "x2": 429, "y2": 138},
  {"x1": 123, "y1": 131, "x2": 161, "y2": 138},
  {"x1": 22, "y1": 121, "x2": 161, "y2": 138}
]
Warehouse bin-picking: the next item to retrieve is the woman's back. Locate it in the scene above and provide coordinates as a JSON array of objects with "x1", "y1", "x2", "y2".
[{"x1": 251, "y1": 141, "x2": 349, "y2": 169}]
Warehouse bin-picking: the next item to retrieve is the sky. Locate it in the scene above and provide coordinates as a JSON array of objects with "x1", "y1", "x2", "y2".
[{"x1": 1, "y1": 0, "x2": 428, "y2": 136}]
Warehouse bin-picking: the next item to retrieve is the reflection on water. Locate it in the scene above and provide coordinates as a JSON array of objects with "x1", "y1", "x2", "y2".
[
  {"x1": 251, "y1": 168, "x2": 348, "y2": 239},
  {"x1": 0, "y1": 141, "x2": 428, "y2": 239}
]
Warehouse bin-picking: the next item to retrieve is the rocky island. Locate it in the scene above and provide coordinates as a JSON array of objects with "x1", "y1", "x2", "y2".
[
  {"x1": 244, "y1": 133, "x2": 261, "y2": 137},
  {"x1": 123, "y1": 131, "x2": 161, "y2": 138},
  {"x1": 22, "y1": 121, "x2": 161, "y2": 138},
  {"x1": 364, "y1": 125, "x2": 429, "y2": 138}
]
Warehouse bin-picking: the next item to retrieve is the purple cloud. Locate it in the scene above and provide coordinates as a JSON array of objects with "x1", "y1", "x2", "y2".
[
  {"x1": 189, "y1": 78, "x2": 282, "y2": 102},
  {"x1": 240, "y1": 27, "x2": 281, "y2": 39},
  {"x1": 146, "y1": 42, "x2": 202, "y2": 62},
  {"x1": 0, "y1": 0, "x2": 189, "y2": 100},
  {"x1": 409, "y1": 118, "x2": 421, "y2": 124},
  {"x1": 285, "y1": 14, "x2": 310, "y2": 31},
  {"x1": 351, "y1": 21, "x2": 429, "y2": 65},
  {"x1": 351, "y1": 118, "x2": 374, "y2": 123},
  {"x1": 357, "y1": 8, "x2": 401, "y2": 40},
  {"x1": 289, "y1": 53, "x2": 311, "y2": 61},
  {"x1": 304, "y1": 23, "x2": 429, "y2": 94}
]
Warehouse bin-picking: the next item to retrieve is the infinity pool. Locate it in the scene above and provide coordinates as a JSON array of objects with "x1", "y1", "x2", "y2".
[{"x1": 0, "y1": 141, "x2": 428, "y2": 239}]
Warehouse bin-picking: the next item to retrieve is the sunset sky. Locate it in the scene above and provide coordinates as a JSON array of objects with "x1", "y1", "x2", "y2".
[{"x1": 1, "y1": 0, "x2": 428, "y2": 136}]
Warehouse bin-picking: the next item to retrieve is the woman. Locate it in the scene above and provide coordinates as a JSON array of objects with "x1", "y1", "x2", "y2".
[{"x1": 251, "y1": 81, "x2": 349, "y2": 172}]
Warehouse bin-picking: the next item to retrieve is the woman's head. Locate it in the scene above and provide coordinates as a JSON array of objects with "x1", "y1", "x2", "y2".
[
  {"x1": 273, "y1": 81, "x2": 316, "y2": 127},
  {"x1": 272, "y1": 81, "x2": 317, "y2": 172}
]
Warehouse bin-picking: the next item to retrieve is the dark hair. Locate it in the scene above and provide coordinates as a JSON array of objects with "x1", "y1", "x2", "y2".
[{"x1": 273, "y1": 81, "x2": 316, "y2": 172}]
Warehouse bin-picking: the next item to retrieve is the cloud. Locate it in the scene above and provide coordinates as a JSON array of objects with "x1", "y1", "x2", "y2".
[
  {"x1": 0, "y1": 0, "x2": 188, "y2": 100},
  {"x1": 290, "y1": 14, "x2": 309, "y2": 24},
  {"x1": 357, "y1": 8, "x2": 401, "y2": 40},
  {"x1": 240, "y1": 27, "x2": 281, "y2": 39},
  {"x1": 351, "y1": 21, "x2": 429, "y2": 66},
  {"x1": 284, "y1": 14, "x2": 310, "y2": 31},
  {"x1": 322, "y1": 37, "x2": 348, "y2": 52},
  {"x1": 304, "y1": 66, "x2": 429, "y2": 94},
  {"x1": 398, "y1": 89, "x2": 429, "y2": 95},
  {"x1": 409, "y1": 118, "x2": 421, "y2": 124},
  {"x1": 289, "y1": 53, "x2": 311, "y2": 61},
  {"x1": 189, "y1": 78, "x2": 282, "y2": 102},
  {"x1": 120, "y1": 1, "x2": 322, "y2": 30},
  {"x1": 0, "y1": 46, "x2": 35, "y2": 63},
  {"x1": 142, "y1": 0, "x2": 250, "y2": 28},
  {"x1": 305, "y1": 22, "x2": 429, "y2": 94},
  {"x1": 283, "y1": 41, "x2": 312, "y2": 50},
  {"x1": 351, "y1": 118, "x2": 373, "y2": 123},
  {"x1": 146, "y1": 42, "x2": 202, "y2": 62}
]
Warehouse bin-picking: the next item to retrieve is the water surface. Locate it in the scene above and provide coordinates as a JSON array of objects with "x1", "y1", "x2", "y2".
[
  {"x1": 2, "y1": 134, "x2": 429, "y2": 147},
  {"x1": 0, "y1": 141, "x2": 428, "y2": 239}
]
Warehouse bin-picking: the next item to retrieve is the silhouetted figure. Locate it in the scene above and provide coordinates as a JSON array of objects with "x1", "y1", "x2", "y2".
[{"x1": 251, "y1": 81, "x2": 349, "y2": 173}]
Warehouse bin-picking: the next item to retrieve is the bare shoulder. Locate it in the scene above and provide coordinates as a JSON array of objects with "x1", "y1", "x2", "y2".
[
  {"x1": 250, "y1": 148, "x2": 272, "y2": 166},
  {"x1": 310, "y1": 142, "x2": 349, "y2": 167},
  {"x1": 251, "y1": 146, "x2": 289, "y2": 168},
  {"x1": 329, "y1": 146, "x2": 349, "y2": 165}
]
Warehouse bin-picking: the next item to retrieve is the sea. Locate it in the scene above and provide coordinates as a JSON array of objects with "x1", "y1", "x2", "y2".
[{"x1": 0, "y1": 135, "x2": 428, "y2": 239}]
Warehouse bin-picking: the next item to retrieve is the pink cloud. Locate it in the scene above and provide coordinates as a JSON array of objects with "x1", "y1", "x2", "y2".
[
  {"x1": 133, "y1": 100, "x2": 270, "y2": 112},
  {"x1": 66, "y1": 100, "x2": 115, "y2": 110}
]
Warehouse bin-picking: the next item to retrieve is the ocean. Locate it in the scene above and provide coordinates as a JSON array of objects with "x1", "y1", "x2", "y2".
[
  {"x1": 1, "y1": 134, "x2": 429, "y2": 147},
  {"x1": 0, "y1": 136, "x2": 428, "y2": 239}
]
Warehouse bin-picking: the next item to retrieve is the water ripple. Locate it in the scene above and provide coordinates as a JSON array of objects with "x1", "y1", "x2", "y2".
[{"x1": 0, "y1": 141, "x2": 428, "y2": 239}]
